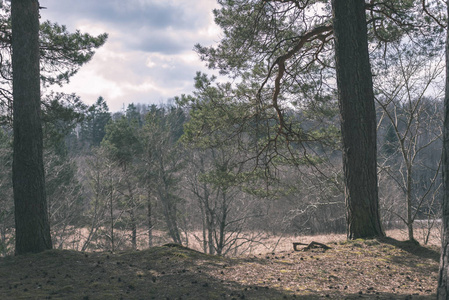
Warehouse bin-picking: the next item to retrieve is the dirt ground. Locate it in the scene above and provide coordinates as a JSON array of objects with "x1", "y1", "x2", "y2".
[{"x1": 0, "y1": 235, "x2": 440, "y2": 299}]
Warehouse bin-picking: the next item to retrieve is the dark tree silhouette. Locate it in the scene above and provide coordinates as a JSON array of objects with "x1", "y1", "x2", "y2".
[
  {"x1": 12, "y1": 0, "x2": 52, "y2": 254},
  {"x1": 332, "y1": 0, "x2": 383, "y2": 239},
  {"x1": 438, "y1": 3, "x2": 449, "y2": 298}
]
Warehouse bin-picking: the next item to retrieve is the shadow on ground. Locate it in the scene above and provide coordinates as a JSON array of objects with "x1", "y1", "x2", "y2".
[
  {"x1": 0, "y1": 242, "x2": 438, "y2": 299},
  {"x1": 379, "y1": 236, "x2": 440, "y2": 262}
]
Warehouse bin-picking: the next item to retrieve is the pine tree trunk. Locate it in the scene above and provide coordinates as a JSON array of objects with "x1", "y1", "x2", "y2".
[
  {"x1": 437, "y1": 3, "x2": 449, "y2": 298},
  {"x1": 331, "y1": 0, "x2": 383, "y2": 239},
  {"x1": 11, "y1": 0, "x2": 52, "y2": 254}
]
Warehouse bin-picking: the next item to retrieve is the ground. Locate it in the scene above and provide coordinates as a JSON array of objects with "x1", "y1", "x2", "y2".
[{"x1": 0, "y1": 236, "x2": 439, "y2": 299}]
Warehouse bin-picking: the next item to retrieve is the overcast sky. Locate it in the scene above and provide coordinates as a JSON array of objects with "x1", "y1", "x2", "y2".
[{"x1": 39, "y1": 0, "x2": 221, "y2": 112}]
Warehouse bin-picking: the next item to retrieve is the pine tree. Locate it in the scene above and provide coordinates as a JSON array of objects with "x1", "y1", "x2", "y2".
[
  {"x1": 11, "y1": 0, "x2": 52, "y2": 254},
  {"x1": 332, "y1": 0, "x2": 383, "y2": 239}
]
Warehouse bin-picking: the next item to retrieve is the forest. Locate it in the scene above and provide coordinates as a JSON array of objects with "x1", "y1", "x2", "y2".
[
  {"x1": 1, "y1": 91, "x2": 443, "y2": 255},
  {"x1": 0, "y1": 0, "x2": 449, "y2": 299}
]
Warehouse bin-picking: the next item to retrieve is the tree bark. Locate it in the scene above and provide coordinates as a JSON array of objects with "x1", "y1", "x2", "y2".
[
  {"x1": 437, "y1": 2, "x2": 449, "y2": 298},
  {"x1": 110, "y1": 182, "x2": 114, "y2": 252},
  {"x1": 406, "y1": 164, "x2": 415, "y2": 242},
  {"x1": 331, "y1": 0, "x2": 383, "y2": 239},
  {"x1": 11, "y1": 0, "x2": 52, "y2": 254},
  {"x1": 147, "y1": 188, "x2": 153, "y2": 248}
]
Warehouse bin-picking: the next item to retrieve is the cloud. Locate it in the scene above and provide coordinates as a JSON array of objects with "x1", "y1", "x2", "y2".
[
  {"x1": 39, "y1": 0, "x2": 221, "y2": 112},
  {"x1": 41, "y1": 0, "x2": 215, "y2": 35},
  {"x1": 48, "y1": 38, "x2": 214, "y2": 111}
]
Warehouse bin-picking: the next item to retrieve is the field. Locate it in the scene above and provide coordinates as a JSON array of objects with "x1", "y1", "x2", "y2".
[
  {"x1": 51, "y1": 222, "x2": 442, "y2": 255},
  {"x1": 0, "y1": 229, "x2": 440, "y2": 299}
]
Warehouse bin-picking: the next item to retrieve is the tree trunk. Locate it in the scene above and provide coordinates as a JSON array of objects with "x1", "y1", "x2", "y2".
[
  {"x1": 331, "y1": 0, "x2": 384, "y2": 239},
  {"x1": 160, "y1": 187, "x2": 181, "y2": 244},
  {"x1": 129, "y1": 208, "x2": 137, "y2": 250},
  {"x1": 11, "y1": 0, "x2": 52, "y2": 254},
  {"x1": 437, "y1": 3, "x2": 449, "y2": 298},
  {"x1": 124, "y1": 175, "x2": 137, "y2": 250},
  {"x1": 147, "y1": 188, "x2": 153, "y2": 248},
  {"x1": 216, "y1": 191, "x2": 228, "y2": 256},
  {"x1": 109, "y1": 172, "x2": 114, "y2": 252},
  {"x1": 406, "y1": 164, "x2": 415, "y2": 242},
  {"x1": 198, "y1": 199, "x2": 208, "y2": 253},
  {"x1": 206, "y1": 208, "x2": 215, "y2": 255}
]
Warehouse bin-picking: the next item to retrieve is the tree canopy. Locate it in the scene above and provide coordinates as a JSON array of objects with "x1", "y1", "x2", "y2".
[{"x1": 0, "y1": 3, "x2": 107, "y2": 125}]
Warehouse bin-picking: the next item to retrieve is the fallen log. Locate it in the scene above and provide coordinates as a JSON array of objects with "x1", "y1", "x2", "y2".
[{"x1": 293, "y1": 241, "x2": 331, "y2": 251}]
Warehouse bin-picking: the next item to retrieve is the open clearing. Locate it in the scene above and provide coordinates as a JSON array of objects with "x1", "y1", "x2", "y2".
[{"x1": 0, "y1": 235, "x2": 439, "y2": 299}]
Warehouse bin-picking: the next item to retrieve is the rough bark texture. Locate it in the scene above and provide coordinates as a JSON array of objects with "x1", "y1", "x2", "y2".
[
  {"x1": 12, "y1": 0, "x2": 52, "y2": 254},
  {"x1": 332, "y1": 0, "x2": 384, "y2": 239},
  {"x1": 437, "y1": 3, "x2": 449, "y2": 298}
]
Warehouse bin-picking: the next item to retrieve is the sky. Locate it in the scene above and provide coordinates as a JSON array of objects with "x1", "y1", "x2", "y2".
[{"x1": 39, "y1": 0, "x2": 221, "y2": 112}]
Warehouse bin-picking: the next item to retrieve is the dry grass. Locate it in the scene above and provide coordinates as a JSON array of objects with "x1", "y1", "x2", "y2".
[
  {"x1": 386, "y1": 227, "x2": 441, "y2": 246},
  {"x1": 52, "y1": 225, "x2": 441, "y2": 257},
  {"x1": 218, "y1": 227, "x2": 441, "y2": 256}
]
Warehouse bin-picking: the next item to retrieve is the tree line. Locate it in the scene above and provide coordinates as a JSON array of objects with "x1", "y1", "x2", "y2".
[{"x1": 0, "y1": 88, "x2": 443, "y2": 255}]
